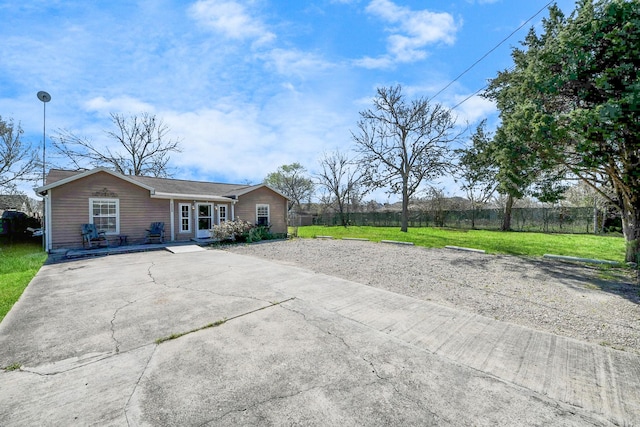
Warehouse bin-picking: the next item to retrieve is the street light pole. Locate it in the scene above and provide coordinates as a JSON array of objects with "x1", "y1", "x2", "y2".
[
  {"x1": 37, "y1": 91, "x2": 51, "y2": 251},
  {"x1": 37, "y1": 91, "x2": 51, "y2": 186}
]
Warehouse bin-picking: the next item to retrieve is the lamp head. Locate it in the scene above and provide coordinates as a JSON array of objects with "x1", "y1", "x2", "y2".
[{"x1": 37, "y1": 91, "x2": 51, "y2": 103}]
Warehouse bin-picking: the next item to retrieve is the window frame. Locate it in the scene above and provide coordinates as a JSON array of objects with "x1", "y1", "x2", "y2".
[
  {"x1": 256, "y1": 204, "x2": 270, "y2": 226},
  {"x1": 179, "y1": 203, "x2": 191, "y2": 233},
  {"x1": 89, "y1": 198, "x2": 120, "y2": 235}
]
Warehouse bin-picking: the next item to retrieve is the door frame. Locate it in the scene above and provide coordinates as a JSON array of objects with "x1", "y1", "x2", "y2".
[
  {"x1": 196, "y1": 203, "x2": 213, "y2": 238},
  {"x1": 217, "y1": 203, "x2": 229, "y2": 224}
]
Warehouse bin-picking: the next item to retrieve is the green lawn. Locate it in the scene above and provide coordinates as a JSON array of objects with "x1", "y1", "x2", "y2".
[
  {"x1": 0, "y1": 241, "x2": 47, "y2": 322},
  {"x1": 295, "y1": 226, "x2": 626, "y2": 263}
]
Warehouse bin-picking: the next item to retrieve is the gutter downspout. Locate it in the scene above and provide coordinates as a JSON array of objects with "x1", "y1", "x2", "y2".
[
  {"x1": 44, "y1": 191, "x2": 52, "y2": 252},
  {"x1": 170, "y1": 199, "x2": 175, "y2": 242}
]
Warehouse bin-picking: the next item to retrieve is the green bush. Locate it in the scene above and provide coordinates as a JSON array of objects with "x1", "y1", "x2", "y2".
[{"x1": 244, "y1": 226, "x2": 273, "y2": 243}]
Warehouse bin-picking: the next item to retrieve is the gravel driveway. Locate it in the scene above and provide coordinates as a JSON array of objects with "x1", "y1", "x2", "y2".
[{"x1": 225, "y1": 238, "x2": 640, "y2": 354}]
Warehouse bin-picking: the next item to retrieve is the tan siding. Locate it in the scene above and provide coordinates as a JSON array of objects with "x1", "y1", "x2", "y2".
[
  {"x1": 49, "y1": 171, "x2": 170, "y2": 249},
  {"x1": 235, "y1": 187, "x2": 288, "y2": 234}
]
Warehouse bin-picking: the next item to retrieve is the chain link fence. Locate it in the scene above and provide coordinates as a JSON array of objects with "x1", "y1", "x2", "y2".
[{"x1": 311, "y1": 207, "x2": 617, "y2": 234}]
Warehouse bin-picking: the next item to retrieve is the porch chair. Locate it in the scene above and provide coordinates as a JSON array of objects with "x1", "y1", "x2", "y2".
[
  {"x1": 146, "y1": 222, "x2": 165, "y2": 244},
  {"x1": 81, "y1": 223, "x2": 107, "y2": 249}
]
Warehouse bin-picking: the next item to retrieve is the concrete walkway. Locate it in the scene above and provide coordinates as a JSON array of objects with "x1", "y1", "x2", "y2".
[{"x1": 0, "y1": 249, "x2": 637, "y2": 425}]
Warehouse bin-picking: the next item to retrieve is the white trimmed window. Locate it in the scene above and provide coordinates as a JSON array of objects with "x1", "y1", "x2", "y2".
[
  {"x1": 219, "y1": 205, "x2": 227, "y2": 223},
  {"x1": 256, "y1": 204, "x2": 270, "y2": 226},
  {"x1": 90, "y1": 198, "x2": 119, "y2": 235},
  {"x1": 179, "y1": 203, "x2": 191, "y2": 233}
]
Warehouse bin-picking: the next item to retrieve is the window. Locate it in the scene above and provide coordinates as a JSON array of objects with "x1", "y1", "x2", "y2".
[
  {"x1": 218, "y1": 205, "x2": 227, "y2": 223},
  {"x1": 179, "y1": 203, "x2": 191, "y2": 233},
  {"x1": 256, "y1": 204, "x2": 270, "y2": 226},
  {"x1": 90, "y1": 198, "x2": 119, "y2": 234}
]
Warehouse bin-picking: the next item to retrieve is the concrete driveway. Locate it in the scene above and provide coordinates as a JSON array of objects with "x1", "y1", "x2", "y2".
[{"x1": 0, "y1": 247, "x2": 638, "y2": 426}]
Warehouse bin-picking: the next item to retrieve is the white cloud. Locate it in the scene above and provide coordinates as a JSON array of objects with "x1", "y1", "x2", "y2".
[
  {"x1": 466, "y1": 0, "x2": 501, "y2": 4},
  {"x1": 448, "y1": 94, "x2": 496, "y2": 126},
  {"x1": 188, "y1": 0, "x2": 275, "y2": 46},
  {"x1": 353, "y1": 55, "x2": 394, "y2": 70},
  {"x1": 162, "y1": 89, "x2": 356, "y2": 184},
  {"x1": 261, "y1": 48, "x2": 335, "y2": 78},
  {"x1": 359, "y1": 0, "x2": 459, "y2": 68},
  {"x1": 84, "y1": 96, "x2": 155, "y2": 116}
]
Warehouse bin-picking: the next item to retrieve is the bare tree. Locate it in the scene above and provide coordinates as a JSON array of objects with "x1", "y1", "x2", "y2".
[
  {"x1": 352, "y1": 85, "x2": 459, "y2": 232},
  {"x1": 53, "y1": 112, "x2": 181, "y2": 177},
  {"x1": 425, "y1": 186, "x2": 452, "y2": 227},
  {"x1": 0, "y1": 116, "x2": 39, "y2": 191},
  {"x1": 316, "y1": 150, "x2": 365, "y2": 226}
]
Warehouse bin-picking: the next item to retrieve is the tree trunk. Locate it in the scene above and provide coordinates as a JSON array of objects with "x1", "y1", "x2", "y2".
[
  {"x1": 401, "y1": 186, "x2": 409, "y2": 232},
  {"x1": 471, "y1": 205, "x2": 477, "y2": 229},
  {"x1": 501, "y1": 194, "x2": 514, "y2": 231},
  {"x1": 593, "y1": 197, "x2": 598, "y2": 235},
  {"x1": 337, "y1": 200, "x2": 347, "y2": 227},
  {"x1": 621, "y1": 204, "x2": 640, "y2": 264}
]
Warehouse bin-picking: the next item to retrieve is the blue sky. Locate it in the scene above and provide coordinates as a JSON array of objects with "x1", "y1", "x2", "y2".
[{"x1": 1, "y1": 0, "x2": 577, "y2": 200}]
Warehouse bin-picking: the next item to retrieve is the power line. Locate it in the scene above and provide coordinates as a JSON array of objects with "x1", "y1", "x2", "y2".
[
  {"x1": 430, "y1": 0, "x2": 555, "y2": 105},
  {"x1": 450, "y1": 86, "x2": 486, "y2": 111},
  {"x1": 450, "y1": 65, "x2": 516, "y2": 111}
]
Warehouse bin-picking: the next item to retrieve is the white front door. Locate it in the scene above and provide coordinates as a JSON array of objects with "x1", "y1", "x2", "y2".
[
  {"x1": 218, "y1": 204, "x2": 228, "y2": 224},
  {"x1": 197, "y1": 203, "x2": 213, "y2": 238}
]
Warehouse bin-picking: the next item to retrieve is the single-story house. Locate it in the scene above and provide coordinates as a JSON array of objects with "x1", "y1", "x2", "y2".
[{"x1": 35, "y1": 168, "x2": 289, "y2": 251}]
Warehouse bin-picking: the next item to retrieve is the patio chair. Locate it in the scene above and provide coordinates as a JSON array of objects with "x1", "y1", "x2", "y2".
[
  {"x1": 146, "y1": 222, "x2": 165, "y2": 244},
  {"x1": 81, "y1": 223, "x2": 107, "y2": 249}
]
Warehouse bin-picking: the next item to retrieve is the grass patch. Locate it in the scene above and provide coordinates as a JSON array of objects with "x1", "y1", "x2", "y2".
[
  {"x1": 156, "y1": 318, "x2": 227, "y2": 344},
  {"x1": 0, "y1": 241, "x2": 47, "y2": 322},
  {"x1": 3, "y1": 362, "x2": 21, "y2": 371},
  {"x1": 155, "y1": 298, "x2": 297, "y2": 345},
  {"x1": 297, "y1": 226, "x2": 626, "y2": 263}
]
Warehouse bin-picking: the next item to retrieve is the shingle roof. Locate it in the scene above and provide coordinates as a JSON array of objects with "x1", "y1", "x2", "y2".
[
  {"x1": 41, "y1": 168, "x2": 285, "y2": 200},
  {"x1": 45, "y1": 169, "x2": 80, "y2": 184},
  {"x1": 129, "y1": 174, "x2": 252, "y2": 198}
]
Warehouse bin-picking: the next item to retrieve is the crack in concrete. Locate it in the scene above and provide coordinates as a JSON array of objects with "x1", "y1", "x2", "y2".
[
  {"x1": 124, "y1": 345, "x2": 159, "y2": 427},
  {"x1": 110, "y1": 300, "x2": 136, "y2": 354},
  {"x1": 280, "y1": 303, "x2": 446, "y2": 422},
  {"x1": 16, "y1": 343, "x2": 156, "y2": 377},
  {"x1": 146, "y1": 261, "x2": 276, "y2": 305},
  {"x1": 14, "y1": 265, "x2": 289, "y2": 379},
  {"x1": 123, "y1": 299, "x2": 297, "y2": 426},
  {"x1": 204, "y1": 376, "x2": 384, "y2": 426},
  {"x1": 155, "y1": 298, "x2": 297, "y2": 344},
  {"x1": 10, "y1": 367, "x2": 50, "y2": 377},
  {"x1": 146, "y1": 262, "x2": 157, "y2": 284},
  {"x1": 280, "y1": 304, "x2": 395, "y2": 384},
  {"x1": 361, "y1": 353, "x2": 386, "y2": 381},
  {"x1": 205, "y1": 374, "x2": 441, "y2": 425}
]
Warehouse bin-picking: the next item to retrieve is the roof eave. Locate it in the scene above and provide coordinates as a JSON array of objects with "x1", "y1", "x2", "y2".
[
  {"x1": 151, "y1": 192, "x2": 236, "y2": 203},
  {"x1": 230, "y1": 184, "x2": 291, "y2": 200},
  {"x1": 35, "y1": 167, "x2": 155, "y2": 195}
]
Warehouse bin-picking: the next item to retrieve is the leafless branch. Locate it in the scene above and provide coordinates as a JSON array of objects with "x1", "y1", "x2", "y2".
[
  {"x1": 52, "y1": 112, "x2": 182, "y2": 177},
  {"x1": 0, "y1": 116, "x2": 39, "y2": 190}
]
